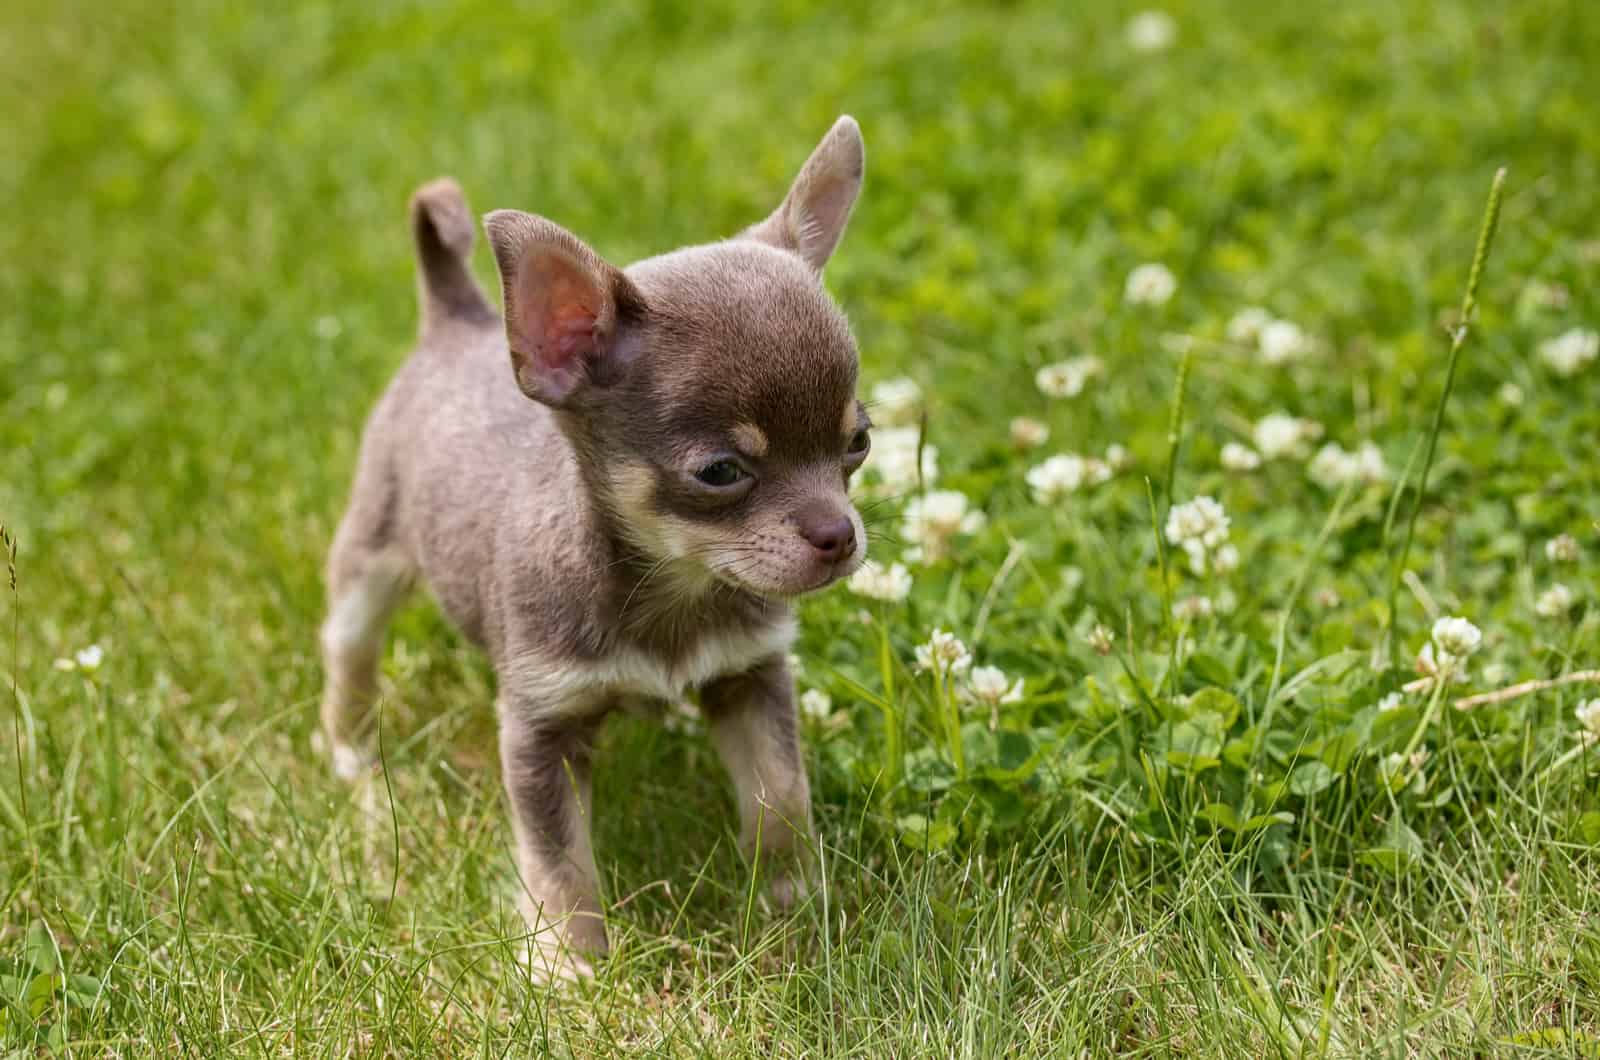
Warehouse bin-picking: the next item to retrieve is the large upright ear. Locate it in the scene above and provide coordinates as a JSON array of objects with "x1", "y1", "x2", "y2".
[
  {"x1": 743, "y1": 115, "x2": 865, "y2": 272},
  {"x1": 483, "y1": 210, "x2": 648, "y2": 406}
]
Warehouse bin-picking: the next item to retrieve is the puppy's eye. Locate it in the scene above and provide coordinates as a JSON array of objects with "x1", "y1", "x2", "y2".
[
  {"x1": 847, "y1": 429, "x2": 871, "y2": 455},
  {"x1": 695, "y1": 460, "x2": 747, "y2": 487}
]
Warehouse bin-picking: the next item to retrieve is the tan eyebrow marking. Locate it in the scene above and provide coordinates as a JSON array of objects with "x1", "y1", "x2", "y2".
[
  {"x1": 841, "y1": 402, "x2": 861, "y2": 437},
  {"x1": 731, "y1": 423, "x2": 769, "y2": 458}
]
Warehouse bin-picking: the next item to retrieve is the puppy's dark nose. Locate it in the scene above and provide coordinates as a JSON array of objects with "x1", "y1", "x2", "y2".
[{"x1": 799, "y1": 513, "x2": 857, "y2": 563}]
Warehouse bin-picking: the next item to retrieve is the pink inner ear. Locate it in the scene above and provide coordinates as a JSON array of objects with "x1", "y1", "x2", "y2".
[
  {"x1": 513, "y1": 249, "x2": 604, "y2": 392},
  {"x1": 547, "y1": 301, "x2": 599, "y2": 363}
]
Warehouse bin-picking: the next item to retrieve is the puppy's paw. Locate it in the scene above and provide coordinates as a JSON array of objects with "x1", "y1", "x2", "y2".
[
  {"x1": 764, "y1": 868, "x2": 811, "y2": 913},
  {"x1": 512, "y1": 901, "x2": 609, "y2": 987},
  {"x1": 517, "y1": 934, "x2": 599, "y2": 987},
  {"x1": 330, "y1": 742, "x2": 375, "y2": 782}
]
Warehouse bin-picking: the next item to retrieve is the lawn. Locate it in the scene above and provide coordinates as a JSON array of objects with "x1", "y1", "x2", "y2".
[{"x1": 3, "y1": 0, "x2": 1599, "y2": 1054}]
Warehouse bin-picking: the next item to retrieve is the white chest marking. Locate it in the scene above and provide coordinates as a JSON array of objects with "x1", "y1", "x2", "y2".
[{"x1": 504, "y1": 618, "x2": 796, "y2": 715}]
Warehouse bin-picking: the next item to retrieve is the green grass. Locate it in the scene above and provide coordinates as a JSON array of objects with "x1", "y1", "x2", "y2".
[{"x1": 4, "y1": 0, "x2": 1600, "y2": 1054}]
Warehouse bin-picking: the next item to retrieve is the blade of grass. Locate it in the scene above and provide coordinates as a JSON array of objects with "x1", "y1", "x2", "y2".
[
  {"x1": 1146, "y1": 479, "x2": 1176, "y2": 694},
  {"x1": 1384, "y1": 168, "x2": 1507, "y2": 664},
  {"x1": 2, "y1": 524, "x2": 30, "y2": 883},
  {"x1": 1163, "y1": 340, "x2": 1193, "y2": 512}
]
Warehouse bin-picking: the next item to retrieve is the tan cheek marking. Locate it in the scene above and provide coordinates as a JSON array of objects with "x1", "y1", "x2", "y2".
[
  {"x1": 612, "y1": 462, "x2": 736, "y2": 574},
  {"x1": 732, "y1": 423, "x2": 769, "y2": 459},
  {"x1": 609, "y1": 462, "x2": 676, "y2": 555},
  {"x1": 610, "y1": 461, "x2": 655, "y2": 516},
  {"x1": 657, "y1": 518, "x2": 744, "y2": 594}
]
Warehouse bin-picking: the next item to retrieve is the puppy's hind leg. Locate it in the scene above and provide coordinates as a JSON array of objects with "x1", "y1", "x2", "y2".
[{"x1": 320, "y1": 500, "x2": 413, "y2": 781}]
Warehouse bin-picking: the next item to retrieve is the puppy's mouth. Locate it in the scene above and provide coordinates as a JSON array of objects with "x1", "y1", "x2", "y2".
[{"x1": 705, "y1": 549, "x2": 864, "y2": 600}]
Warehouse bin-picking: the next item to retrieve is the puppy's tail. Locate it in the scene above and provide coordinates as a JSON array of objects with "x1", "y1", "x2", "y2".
[{"x1": 409, "y1": 178, "x2": 496, "y2": 336}]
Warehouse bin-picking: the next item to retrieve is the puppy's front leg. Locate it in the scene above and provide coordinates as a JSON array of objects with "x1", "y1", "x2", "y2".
[
  {"x1": 701, "y1": 656, "x2": 814, "y2": 909},
  {"x1": 497, "y1": 702, "x2": 607, "y2": 981}
]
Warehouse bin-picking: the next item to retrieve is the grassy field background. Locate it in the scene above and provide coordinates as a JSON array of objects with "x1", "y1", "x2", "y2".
[{"x1": 3, "y1": 0, "x2": 1599, "y2": 1055}]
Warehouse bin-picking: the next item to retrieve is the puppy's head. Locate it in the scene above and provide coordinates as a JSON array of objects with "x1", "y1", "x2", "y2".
[{"x1": 486, "y1": 117, "x2": 870, "y2": 598}]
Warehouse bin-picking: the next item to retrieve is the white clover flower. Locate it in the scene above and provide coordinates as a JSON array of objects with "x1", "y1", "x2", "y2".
[
  {"x1": 915, "y1": 628, "x2": 972, "y2": 676},
  {"x1": 1126, "y1": 10, "x2": 1177, "y2": 51},
  {"x1": 1312, "y1": 587, "x2": 1341, "y2": 609},
  {"x1": 799, "y1": 689, "x2": 834, "y2": 721},
  {"x1": 848, "y1": 560, "x2": 913, "y2": 603},
  {"x1": 865, "y1": 426, "x2": 938, "y2": 495},
  {"x1": 1226, "y1": 306, "x2": 1273, "y2": 344},
  {"x1": 1307, "y1": 444, "x2": 1355, "y2": 491},
  {"x1": 1174, "y1": 595, "x2": 1213, "y2": 620},
  {"x1": 1257, "y1": 319, "x2": 1314, "y2": 364},
  {"x1": 1480, "y1": 661, "x2": 1509, "y2": 686},
  {"x1": 1377, "y1": 691, "x2": 1403, "y2": 713},
  {"x1": 1253, "y1": 412, "x2": 1322, "y2": 460},
  {"x1": 1351, "y1": 441, "x2": 1388, "y2": 483},
  {"x1": 1546, "y1": 534, "x2": 1580, "y2": 563},
  {"x1": 1165, "y1": 496, "x2": 1230, "y2": 550},
  {"x1": 1224, "y1": 309, "x2": 1317, "y2": 362},
  {"x1": 1219, "y1": 442, "x2": 1261, "y2": 472},
  {"x1": 1497, "y1": 381, "x2": 1524, "y2": 407},
  {"x1": 1087, "y1": 624, "x2": 1115, "y2": 656},
  {"x1": 314, "y1": 315, "x2": 343, "y2": 340},
  {"x1": 1306, "y1": 441, "x2": 1387, "y2": 491},
  {"x1": 1026, "y1": 454, "x2": 1088, "y2": 504},
  {"x1": 55, "y1": 643, "x2": 105, "y2": 673},
  {"x1": 1182, "y1": 538, "x2": 1238, "y2": 577},
  {"x1": 1538, "y1": 327, "x2": 1599, "y2": 377},
  {"x1": 1415, "y1": 643, "x2": 1465, "y2": 685},
  {"x1": 870, "y1": 377, "x2": 924, "y2": 427},
  {"x1": 1215, "y1": 587, "x2": 1238, "y2": 614},
  {"x1": 1417, "y1": 617, "x2": 1482, "y2": 686},
  {"x1": 1035, "y1": 355, "x2": 1103, "y2": 399},
  {"x1": 1431, "y1": 616, "x2": 1483, "y2": 658},
  {"x1": 1104, "y1": 443, "x2": 1131, "y2": 472},
  {"x1": 1125, "y1": 263, "x2": 1177, "y2": 306},
  {"x1": 901, "y1": 490, "x2": 984, "y2": 563},
  {"x1": 1009, "y1": 416, "x2": 1050, "y2": 449},
  {"x1": 1535, "y1": 583, "x2": 1577, "y2": 618},
  {"x1": 1576, "y1": 699, "x2": 1600, "y2": 736},
  {"x1": 967, "y1": 665, "x2": 1024, "y2": 706}
]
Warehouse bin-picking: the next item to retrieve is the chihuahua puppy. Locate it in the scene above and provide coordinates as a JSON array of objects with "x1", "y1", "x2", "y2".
[{"x1": 319, "y1": 117, "x2": 869, "y2": 979}]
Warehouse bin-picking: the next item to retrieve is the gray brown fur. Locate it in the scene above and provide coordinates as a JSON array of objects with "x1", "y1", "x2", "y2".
[{"x1": 319, "y1": 117, "x2": 869, "y2": 980}]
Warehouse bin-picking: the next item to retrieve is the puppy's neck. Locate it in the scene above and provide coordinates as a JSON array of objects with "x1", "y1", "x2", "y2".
[{"x1": 604, "y1": 541, "x2": 783, "y2": 661}]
